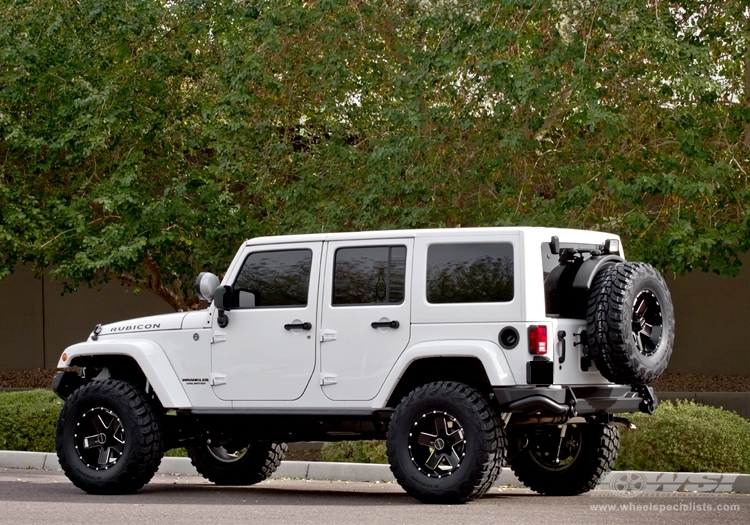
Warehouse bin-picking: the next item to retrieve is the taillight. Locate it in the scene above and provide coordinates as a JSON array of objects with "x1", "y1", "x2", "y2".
[{"x1": 528, "y1": 325, "x2": 548, "y2": 355}]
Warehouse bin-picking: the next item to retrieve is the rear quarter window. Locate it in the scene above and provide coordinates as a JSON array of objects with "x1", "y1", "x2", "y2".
[{"x1": 426, "y1": 243, "x2": 514, "y2": 304}]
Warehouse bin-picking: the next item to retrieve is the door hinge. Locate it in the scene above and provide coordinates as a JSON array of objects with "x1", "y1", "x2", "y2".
[
  {"x1": 320, "y1": 329, "x2": 337, "y2": 342},
  {"x1": 212, "y1": 331, "x2": 227, "y2": 343},
  {"x1": 320, "y1": 373, "x2": 338, "y2": 386},
  {"x1": 211, "y1": 373, "x2": 227, "y2": 386}
]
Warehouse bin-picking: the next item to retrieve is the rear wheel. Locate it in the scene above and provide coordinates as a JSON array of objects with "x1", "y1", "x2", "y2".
[
  {"x1": 188, "y1": 440, "x2": 286, "y2": 485},
  {"x1": 386, "y1": 381, "x2": 505, "y2": 504},
  {"x1": 56, "y1": 379, "x2": 164, "y2": 494},
  {"x1": 509, "y1": 423, "x2": 618, "y2": 496}
]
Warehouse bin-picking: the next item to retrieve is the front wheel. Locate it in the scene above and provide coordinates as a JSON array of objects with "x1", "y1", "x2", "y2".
[
  {"x1": 187, "y1": 440, "x2": 286, "y2": 485},
  {"x1": 386, "y1": 381, "x2": 506, "y2": 504},
  {"x1": 509, "y1": 423, "x2": 619, "y2": 496},
  {"x1": 56, "y1": 379, "x2": 164, "y2": 494}
]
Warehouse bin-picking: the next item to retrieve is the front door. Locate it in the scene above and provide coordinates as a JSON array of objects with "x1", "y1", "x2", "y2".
[
  {"x1": 320, "y1": 239, "x2": 414, "y2": 401},
  {"x1": 211, "y1": 242, "x2": 321, "y2": 401}
]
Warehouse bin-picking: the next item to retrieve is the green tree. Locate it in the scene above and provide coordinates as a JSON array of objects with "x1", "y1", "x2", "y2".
[{"x1": 1, "y1": 0, "x2": 749, "y2": 310}]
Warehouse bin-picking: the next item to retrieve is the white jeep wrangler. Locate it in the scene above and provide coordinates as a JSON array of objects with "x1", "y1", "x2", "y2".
[{"x1": 52, "y1": 227, "x2": 674, "y2": 503}]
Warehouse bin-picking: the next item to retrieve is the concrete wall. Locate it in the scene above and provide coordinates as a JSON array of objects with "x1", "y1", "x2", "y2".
[
  {"x1": 2, "y1": 254, "x2": 750, "y2": 375},
  {"x1": 0, "y1": 265, "x2": 171, "y2": 371},
  {"x1": 664, "y1": 252, "x2": 750, "y2": 376}
]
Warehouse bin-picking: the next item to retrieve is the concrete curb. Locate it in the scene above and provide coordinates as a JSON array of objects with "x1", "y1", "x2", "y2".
[{"x1": 2, "y1": 450, "x2": 749, "y2": 492}]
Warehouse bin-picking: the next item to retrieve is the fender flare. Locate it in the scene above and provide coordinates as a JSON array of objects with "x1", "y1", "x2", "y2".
[
  {"x1": 572, "y1": 255, "x2": 624, "y2": 290},
  {"x1": 372, "y1": 340, "x2": 515, "y2": 408},
  {"x1": 60, "y1": 339, "x2": 192, "y2": 409}
]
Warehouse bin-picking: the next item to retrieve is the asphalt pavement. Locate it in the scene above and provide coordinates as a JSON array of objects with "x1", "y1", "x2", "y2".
[
  {"x1": 1, "y1": 468, "x2": 749, "y2": 525},
  {"x1": 2, "y1": 450, "x2": 750, "y2": 493}
]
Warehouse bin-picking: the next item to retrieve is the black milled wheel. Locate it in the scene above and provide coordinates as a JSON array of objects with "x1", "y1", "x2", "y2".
[
  {"x1": 587, "y1": 262, "x2": 675, "y2": 385},
  {"x1": 510, "y1": 423, "x2": 619, "y2": 496},
  {"x1": 56, "y1": 379, "x2": 164, "y2": 495},
  {"x1": 386, "y1": 381, "x2": 505, "y2": 504},
  {"x1": 188, "y1": 440, "x2": 286, "y2": 485}
]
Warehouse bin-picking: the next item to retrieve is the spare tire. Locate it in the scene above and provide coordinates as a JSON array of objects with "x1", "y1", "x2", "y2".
[{"x1": 586, "y1": 262, "x2": 674, "y2": 385}]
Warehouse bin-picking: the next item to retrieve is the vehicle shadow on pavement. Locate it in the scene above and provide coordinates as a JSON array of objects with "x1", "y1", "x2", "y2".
[{"x1": 0, "y1": 475, "x2": 533, "y2": 507}]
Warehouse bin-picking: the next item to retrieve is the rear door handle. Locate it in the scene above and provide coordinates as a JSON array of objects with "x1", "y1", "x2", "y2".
[
  {"x1": 371, "y1": 320, "x2": 400, "y2": 329},
  {"x1": 285, "y1": 322, "x2": 312, "y2": 331}
]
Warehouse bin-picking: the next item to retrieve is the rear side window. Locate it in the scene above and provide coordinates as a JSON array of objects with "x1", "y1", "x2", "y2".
[
  {"x1": 234, "y1": 249, "x2": 312, "y2": 308},
  {"x1": 426, "y1": 243, "x2": 514, "y2": 303},
  {"x1": 333, "y1": 246, "x2": 407, "y2": 305}
]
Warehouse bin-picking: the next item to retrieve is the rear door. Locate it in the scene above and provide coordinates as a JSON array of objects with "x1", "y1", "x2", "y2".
[{"x1": 319, "y1": 239, "x2": 414, "y2": 401}]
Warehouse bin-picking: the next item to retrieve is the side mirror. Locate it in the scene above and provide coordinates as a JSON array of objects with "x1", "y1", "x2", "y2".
[
  {"x1": 213, "y1": 285, "x2": 232, "y2": 328},
  {"x1": 194, "y1": 272, "x2": 221, "y2": 301},
  {"x1": 213, "y1": 285, "x2": 232, "y2": 311},
  {"x1": 237, "y1": 290, "x2": 258, "y2": 308}
]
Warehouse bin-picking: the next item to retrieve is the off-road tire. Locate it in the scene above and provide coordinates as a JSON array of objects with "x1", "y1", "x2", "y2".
[
  {"x1": 56, "y1": 379, "x2": 164, "y2": 495},
  {"x1": 188, "y1": 441, "x2": 287, "y2": 485},
  {"x1": 587, "y1": 262, "x2": 675, "y2": 384},
  {"x1": 386, "y1": 381, "x2": 506, "y2": 504},
  {"x1": 510, "y1": 423, "x2": 619, "y2": 496}
]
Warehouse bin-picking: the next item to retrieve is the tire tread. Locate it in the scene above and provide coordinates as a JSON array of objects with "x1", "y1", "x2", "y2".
[
  {"x1": 510, "y1": 424, "x2": 619, "y2": 496},
  {"x1": 188, "y1": 442, "x2": 287, "y2": 486},
  {"x1": 56, "y1": 379, "x2": 164, "y2": 495},
  {"x1": 386, "y1": 381, "x2": 506, "y2": 503},
  {"x1": 586, "y1": 262, "x2": 674, "y2": 384}
]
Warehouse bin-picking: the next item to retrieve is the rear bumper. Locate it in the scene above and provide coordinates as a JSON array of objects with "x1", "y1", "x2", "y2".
[{"x1": 493, "y1": 385, "x2": 657, "y2": 416}]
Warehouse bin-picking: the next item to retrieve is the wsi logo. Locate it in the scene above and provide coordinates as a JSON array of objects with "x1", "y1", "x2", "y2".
[{"x1": 609, "y1": 472, "x2": 740, "y2": 497}]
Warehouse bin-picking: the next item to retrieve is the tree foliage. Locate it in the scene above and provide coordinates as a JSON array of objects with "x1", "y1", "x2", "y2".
[{"x1": 1, "y1": 0, "x2": 749, "y2": 310}]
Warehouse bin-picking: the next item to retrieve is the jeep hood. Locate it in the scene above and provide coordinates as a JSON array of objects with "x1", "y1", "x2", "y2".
[{"x1": 97, "y1": 312, "x2": 188, "y2": 337}]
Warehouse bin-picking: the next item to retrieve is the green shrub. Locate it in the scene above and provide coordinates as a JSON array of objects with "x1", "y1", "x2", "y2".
[
  {"x1": 0, "y1": 389, "x2": 61, "y2": 452},
  {"x1": 321, "y1": 440, "x2": 387, "y2": 464},
  {"x1": 616, "y1": 399, "x2": 750, "y2": 473}
]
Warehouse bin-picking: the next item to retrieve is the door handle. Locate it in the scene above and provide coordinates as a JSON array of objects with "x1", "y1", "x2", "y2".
[
  {"x1": 371, "y1": 320, "x2": 400, "y2": 329},
  {"x1": 285, "y1": 322, "x2": 312, "y2": 331}
]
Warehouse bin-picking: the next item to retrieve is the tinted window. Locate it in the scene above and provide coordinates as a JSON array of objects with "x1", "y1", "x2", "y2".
[
  {"x1": 426, "y1": 243, "x2": 513, "y2": 303},
  {"x1": 333, "y1": 246, "x2": 407, "y2": 305},
  {"x1": 234, "y1": 249, "x2": 312, "y2": 308}
]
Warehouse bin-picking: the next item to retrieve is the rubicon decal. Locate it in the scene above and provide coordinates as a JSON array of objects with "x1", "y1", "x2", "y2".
[{"x1": 108, "y1": 323, "x2": 161, "y2": 332}]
